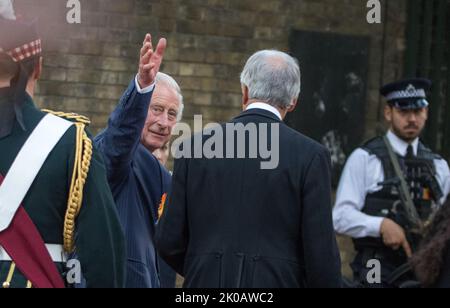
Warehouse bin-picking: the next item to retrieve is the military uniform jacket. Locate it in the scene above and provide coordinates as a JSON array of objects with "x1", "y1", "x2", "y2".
[{"x1": 0, "y1": 94, "x2": 126, "y2": 288}]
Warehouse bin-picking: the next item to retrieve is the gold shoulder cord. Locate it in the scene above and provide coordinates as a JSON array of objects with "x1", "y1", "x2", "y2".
[
  {"x1": 42, "y1": 110, "x2": 93, "y2": 253},
  {"x1": 2, "y1": 262, "x2": 16, "y2": 288}
]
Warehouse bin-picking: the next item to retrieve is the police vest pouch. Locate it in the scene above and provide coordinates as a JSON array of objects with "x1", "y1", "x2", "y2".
[{"x1": 362, "y1": 192, "x2": 397, "y2": 218}]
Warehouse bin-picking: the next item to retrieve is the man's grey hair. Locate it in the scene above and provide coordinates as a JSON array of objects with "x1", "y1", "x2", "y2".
[
  {"x1": 240, "y1": 50, "x2": 301, "y2": 109},
  {"x1": 156, "y1": 72, "x2": 184, "y2": 121}
]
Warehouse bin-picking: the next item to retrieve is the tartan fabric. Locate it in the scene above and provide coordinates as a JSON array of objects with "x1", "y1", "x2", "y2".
[{"x1": 0, "y1": 39, "x2": 41, "y2": 62}]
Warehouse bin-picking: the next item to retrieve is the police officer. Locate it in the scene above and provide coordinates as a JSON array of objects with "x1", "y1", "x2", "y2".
[
  {"x1": 0, "y1": 13, "x2": 125, "y2": 287},
  {"x1": 333, "y1": 78, "x2": 450, "y2": 287}
]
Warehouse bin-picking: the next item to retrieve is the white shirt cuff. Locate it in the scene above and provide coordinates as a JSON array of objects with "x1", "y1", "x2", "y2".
[
  {"x1": 135, "y1": 75, "x2": 155, "y2": 94},
  {"x1": 366, "y1": 216, "x2": 385, "y2": 238}
]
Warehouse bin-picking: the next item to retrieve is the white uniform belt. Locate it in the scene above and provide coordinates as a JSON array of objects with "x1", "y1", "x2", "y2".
[{"x1": 0, "y1": 244, "x2": 67, "y2": 263}]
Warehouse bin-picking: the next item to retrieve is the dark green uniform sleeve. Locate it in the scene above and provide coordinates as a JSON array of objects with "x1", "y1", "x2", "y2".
[{"x1": 74, "y1": 142, "x2": 126, "y2": 288}]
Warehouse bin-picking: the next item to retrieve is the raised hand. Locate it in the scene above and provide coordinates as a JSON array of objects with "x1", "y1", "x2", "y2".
[{"x1": 138, "y1": 34, "x2": 167, "y2": 89}]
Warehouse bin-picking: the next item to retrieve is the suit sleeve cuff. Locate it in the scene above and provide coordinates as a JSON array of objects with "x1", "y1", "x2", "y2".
[{"x1": 135, "y1": 75, "x2": 155, "y2": 94}]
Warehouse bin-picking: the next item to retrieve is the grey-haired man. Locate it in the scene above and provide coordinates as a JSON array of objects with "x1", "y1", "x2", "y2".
[
  {"x1": 156, "y1": 50, "x2": 342, "y2": 288},
  {"x1": 95, "y1": 35, "x2": 183, "y2": 288}
]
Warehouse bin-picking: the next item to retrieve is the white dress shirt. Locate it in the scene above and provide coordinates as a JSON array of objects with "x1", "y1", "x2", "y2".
[
  {"x1": 246, "y1": 102, "x2": 282, "y2": 120},
  {"x1": 333, "y1": 130, "x2": 450, "y2": 239},
  {"x1": 134, "y1": 75, "x2": 155, "y2": 94}
]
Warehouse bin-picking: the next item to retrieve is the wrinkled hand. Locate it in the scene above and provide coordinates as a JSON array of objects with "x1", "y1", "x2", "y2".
[
  {"x1": 380, "y1": 218, "x2": 412, "y2": 258},
  {"x1": 137, "y1": 34, "x2": 167, "y2": 89}
]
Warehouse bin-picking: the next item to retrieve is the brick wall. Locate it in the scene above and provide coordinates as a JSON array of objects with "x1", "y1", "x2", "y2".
[
  {"x1": 14, "y1": 0, "x2": 407, "y2": 135},
  {"x1": 14, "y1": 0, "x2": 408, "y2": 278}
]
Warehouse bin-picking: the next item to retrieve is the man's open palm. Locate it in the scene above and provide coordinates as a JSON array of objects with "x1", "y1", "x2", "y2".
[{"x1": 138, "y1": 34, "x2": 167, "y2": 88}]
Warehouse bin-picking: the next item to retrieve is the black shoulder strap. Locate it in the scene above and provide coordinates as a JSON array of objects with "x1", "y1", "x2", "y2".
[
  {"x1": 361, "y1": 136, "x2": 383, "y2": 154},
  {"x1": 361, "y1": 137, "x2": 443, "y2": 179},
  {"x1": 417, "y1": 142, "x2": 443, "y2": 201},
  {"x1": 362, "y1": 137, "x2": 443, "y2": 202},
  {"x1": 417, "y1": 141, "x2": 442, "y2": 161},
  {"x1": 361, "y1": 136, "x2": 395, "y2": 180}
]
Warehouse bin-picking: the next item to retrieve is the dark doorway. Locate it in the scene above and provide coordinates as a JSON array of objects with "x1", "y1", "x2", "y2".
[
  {"x1": 287, "y1": 30, "x2": 370, "y2": 186},
  {"x1": 404, "y1": 0, "x2": 450, "y2": 159}
]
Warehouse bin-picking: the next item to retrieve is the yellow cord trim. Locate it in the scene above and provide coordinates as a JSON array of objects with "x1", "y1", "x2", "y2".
[
  {"x1": 41, "y1": 110, "x2": 91, "y2": 126},
  {"x1": 42, "y1": 110, "x2": 93, "y2": 253},
  {"x1": 2, "y1": 262, "x2": 16, "y2": 288},
  {"x1": 26, "y1": 281, "x2": 32, "y2": 289},
  {"x1": 64, "y1": 122, "x2": 93, "y2": 252}
]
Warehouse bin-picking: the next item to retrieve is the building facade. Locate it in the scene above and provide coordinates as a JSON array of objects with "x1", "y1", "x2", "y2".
[{"x1": 13, "y1": 0, "x2": 450, "y2": 278}]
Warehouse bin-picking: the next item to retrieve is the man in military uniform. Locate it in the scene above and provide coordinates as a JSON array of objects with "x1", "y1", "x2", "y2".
[
  {"x1": 0, "y1": 14, "x2": 126, "y2": 287},
  {"x1": 333, "y1": 78, "x2": 450, "y2": 287}
]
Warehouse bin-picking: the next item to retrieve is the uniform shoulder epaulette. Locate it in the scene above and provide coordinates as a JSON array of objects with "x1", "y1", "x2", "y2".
[
  {"x1": 41, "y1": 109, "x2": 93, "y2": 253},
  {"x1": 41, "y1": 109, "x2": 91, "y2": 126}
]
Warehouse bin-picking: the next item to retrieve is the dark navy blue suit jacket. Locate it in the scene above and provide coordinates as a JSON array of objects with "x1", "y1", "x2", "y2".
[{"x1": 95, "y1": 80, "x2": 172, "y2": 288}]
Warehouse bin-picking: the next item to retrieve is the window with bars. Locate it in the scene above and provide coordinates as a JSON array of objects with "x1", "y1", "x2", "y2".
[{"x1": 404, "y1": 0, "x2": 450, "y2": 159}]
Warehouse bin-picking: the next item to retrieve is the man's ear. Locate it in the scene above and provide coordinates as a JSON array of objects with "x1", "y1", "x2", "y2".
[
  {"x1": 33, "y1": 56, "x2": 43, "y2": 81},
  {"x1": 241, "y1": 85, "x2": 249, "y2": 109},
  {"x1": 384, "y1": 105, "x2": 393, "y2": 123},
  {"x1": 287, "y1": 99, "x2": 298, "y2": 113},
  {"x1": 424, "y1": 107, "x2": 429, "y2": 120}
]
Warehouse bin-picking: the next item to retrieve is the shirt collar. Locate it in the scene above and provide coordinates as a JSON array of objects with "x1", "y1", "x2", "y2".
[
  {"x1": 245, "y1": 102, "x2": 282, "y2": 120},
  {"x1": 386, "y1": 130, "x2": 419, "y2": 156}
]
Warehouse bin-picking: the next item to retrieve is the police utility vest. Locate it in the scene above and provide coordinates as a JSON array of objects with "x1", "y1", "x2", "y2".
[{"x1": 354, "y1": 137, "x2": 443, "y2": 251}]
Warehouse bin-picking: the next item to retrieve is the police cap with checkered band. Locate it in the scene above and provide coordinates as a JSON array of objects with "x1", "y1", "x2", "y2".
[{"x1": 380, "y1": 78, "x2": 432, "y2": 110}]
